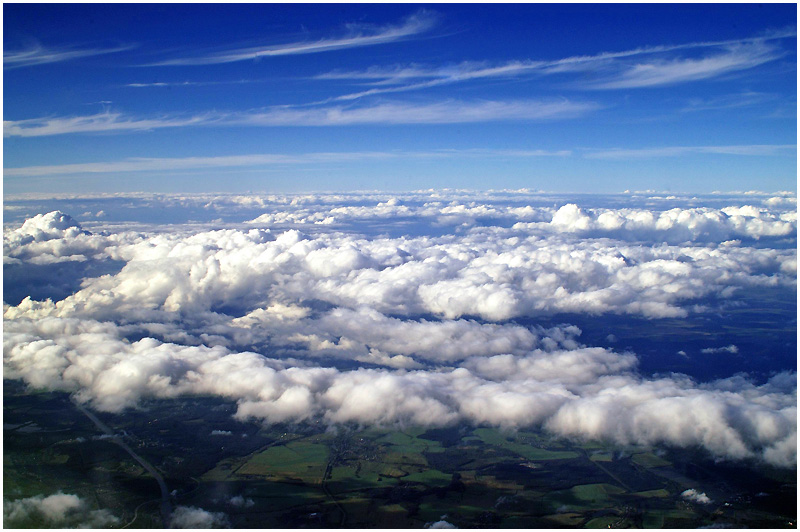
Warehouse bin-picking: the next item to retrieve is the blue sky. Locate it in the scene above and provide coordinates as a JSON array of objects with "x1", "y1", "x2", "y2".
[{"x1": 3, "y1": 3, "x2": 797, "y2": 194}]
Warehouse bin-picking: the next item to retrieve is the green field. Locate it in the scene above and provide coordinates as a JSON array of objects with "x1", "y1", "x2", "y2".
[
  {"x1": 237, "y1": 441, "x2": 328, "y2": 483},
  {"x1": 585, "y1": 515, "x2": 620, "y2": 528},
  {"x1": 571, "y1": 483, "x2": 627, "y2": 503},
  {"x1": 375, "y1": 430, "x2": 445, "y2": 454},
  {"x1": 474, "y1": 428, "x2": 579, "y2": 460},
  {"x1": 327, "y1": 462, "x2": 403, "y2": 493},
  {"x1": 543, "y1": 512, "x2": 585, "y2": 526},
  {"x1": 632, "y1": 452, "x2": 672, "y2": 468},
  {"x1": 633, "y1": 488, "x2": 670, "y2": 498},
  {"x1": 542, "y1": 482, "x2": 627, "y2": 513},
  {"x1": 401, "y1": 468, "x2": 453, "y2": 486},
  {"x1": 642, "y1": 508, "x2": 698, "y2": 528}
]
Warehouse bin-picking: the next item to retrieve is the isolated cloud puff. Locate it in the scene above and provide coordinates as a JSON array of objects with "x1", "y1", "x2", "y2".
[
  {"x1": 3, "y1": 492, "x2": 119, "y2": 528},
  {"x1": 228, "y1": 495, "x2": 254, "y2": 508},
  {"x1": 701, "y1": 345, "x2": 739, "y2": 354},
  {"x1": 170, "y1": 505, "x2": 229, "y2": 528},
  {"x1": 682, "y1": 489, "x2": 712, "y2": 505}
]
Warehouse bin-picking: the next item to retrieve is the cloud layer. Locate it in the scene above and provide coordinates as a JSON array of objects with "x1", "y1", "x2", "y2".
[{"x1": 3, "y1": 192, "x2": 796, "y2": 468}]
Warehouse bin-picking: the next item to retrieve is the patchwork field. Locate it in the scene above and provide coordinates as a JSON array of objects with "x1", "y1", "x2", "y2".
[{"x1": 4, "y1": 384, "x2": 796, "y2": 528}]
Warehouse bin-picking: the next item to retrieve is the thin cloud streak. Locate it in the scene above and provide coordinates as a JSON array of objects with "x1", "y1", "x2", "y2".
[
  {"x1": 236, "y1": 99, "x2": 598, "y2": 126},
  {"x1": 3, "y1": 111, "x2": 221, "y2": 138},
  {"x1": 4, "y1": 43, "x2": 134, "y2": 69},
  {"x1": 125, "y1": 79, "x2": 263, "y2": 88},
  {"x1": 4, "y1": 149, "x2": 571, "y2": 177},
  {"x1": 323, "y1": 61, "x2": 544, "y2": 103},
  {"x1": 587, "y1": 42, "x2": 785, "y2": 89},
  {"x1": 585, "y1": 144, "x2": 797, "y2": 159},
  {"x1": 316, "y1": 30, "x2": 794, "y2": 101},
  {"x1": 539, "y1": 30, "x2": 794, "y2": 76},
  {"x1": 4, "y1": 99, "x2": 598, "y2": 137},
  {"x1": 9, "y1": 143, "x2": 789, "y2": 177},
  {"x1": 680, "y1": 91, "x2": 775, "y2": 113},
  {"x1": 146, "y1": 10, "x2": 437, "y2": 66}
]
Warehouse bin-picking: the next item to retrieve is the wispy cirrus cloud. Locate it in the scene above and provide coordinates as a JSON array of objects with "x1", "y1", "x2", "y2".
[
  {"x1": 3, "y1": 42, "x2": 134, "y2": 69},
  {"x1": 585, "y1": 41, "x2": 786, "y2": 89},
  {"x1": 680, "y1": 91, "x2": 776, "y2": 113},
  {"x1": 584, "y1": 144, "x2": 797, "y2": 159},
  {"x1": 314, "y1": 30, "x2": 795, "y2": 101},
  {"x1": 4, "y1": 148, "x2": 570, "y2": 178},
  {"x1": 3, "y1": 99, "x2": 597, "y2": 137},
  {"x1": 3, "y1": 111, "x2": 220, "y2": 138},
  {"x1": 124, "y1": 79, "x2": 263, "y2": 88},
  {"x1": 236, "y1": 99, "x2": 597, "y2": 126},
  {"x1": 14, "y1": 144, "x2": 790, "y2": 178},
  {"x1": 146, "y1": 10, "x2": 437, "y2": 66},
  {"x1": 318, "y1": 61, "x2": 545, "y2": 102}
]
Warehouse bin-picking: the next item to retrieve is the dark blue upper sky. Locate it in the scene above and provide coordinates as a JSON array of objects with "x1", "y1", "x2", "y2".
[{"x1": 3, "y1": 3, "x2": 796, "y2": 194}]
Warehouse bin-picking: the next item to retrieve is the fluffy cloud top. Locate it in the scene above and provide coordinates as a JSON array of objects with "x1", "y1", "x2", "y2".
[
  {"x1": 6, "y1": 211, "x2": 87, "y2": 243},
  {"x1": 526, "y1": 203, "x2": 796, "y2": 243},
  {"x1": 2, "y1": 192, "x2": 796, "y2": 469},
  {"x1": 4, "y1": 210, "x2": 142, "y2": 266},
  {"x1": 241, "y1": 198, "x2": 797, "y2": 244}
]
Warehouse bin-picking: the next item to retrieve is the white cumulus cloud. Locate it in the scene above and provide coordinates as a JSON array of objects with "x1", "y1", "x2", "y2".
[
  {"x1": 3, "y1": 492, "x2": 119, "y2": 528},
  {"x1": 2, "y1": 192, "x2": 796, "y2": 469}
]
